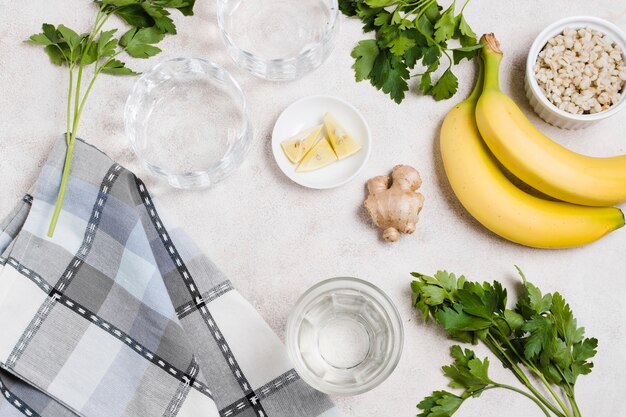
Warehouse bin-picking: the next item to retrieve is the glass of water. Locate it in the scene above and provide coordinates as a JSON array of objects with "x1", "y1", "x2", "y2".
[
  {"x1": 286, "y1": 277, "x2": 404, "y2": 396},
  {"x1": 124, "y1": 58, "x2": 253, "y2": 189},
  {"x1": 217, "y1": 0, "x2": 340, "y2": 81}
]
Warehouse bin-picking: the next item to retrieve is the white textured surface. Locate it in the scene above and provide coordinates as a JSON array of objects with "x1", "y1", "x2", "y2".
[{"x1": 1, "y1": 2, "x2": 626, "y2": 416}]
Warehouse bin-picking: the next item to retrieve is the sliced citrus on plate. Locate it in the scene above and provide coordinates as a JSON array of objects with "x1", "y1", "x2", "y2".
[
  {"x1": 296, "y1": 136, "x2": 338, "y2": 172},
  {"x1": 280, "y1": 124, "x2": 324, "y2": 164},
  {"x1": 323, "y1": 112, "x2": 362, "y2": 160}
]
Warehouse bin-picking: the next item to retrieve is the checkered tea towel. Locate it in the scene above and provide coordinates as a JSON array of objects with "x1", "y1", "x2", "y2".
[{"x1": 0, "y1": 138, "x2": 340, "y2": 417}]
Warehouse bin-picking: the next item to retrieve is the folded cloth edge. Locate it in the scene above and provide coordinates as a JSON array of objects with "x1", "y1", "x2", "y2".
[{"x1": 0, "y1": 137, "x2": 340, "y2": 417}]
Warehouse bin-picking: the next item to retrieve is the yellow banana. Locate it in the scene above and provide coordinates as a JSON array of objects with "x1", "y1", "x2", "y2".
[
  {"x1": 476, "y1": 33, "x2": 626, "y2": 207},
  {"x1": 441, "y1": 62, "x2": 624, "y2": 249}
]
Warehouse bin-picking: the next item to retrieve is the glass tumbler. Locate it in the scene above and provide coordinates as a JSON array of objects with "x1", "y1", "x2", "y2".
[
  {"x1": 124, "y1": 57, "x2": 253, "y2": 189},
  {"x1": 217, "y1": 0, "x2": 340, "y2": 81},
  {"x1": 286, "y1": 277, "x2": 404, "y2": 396}
]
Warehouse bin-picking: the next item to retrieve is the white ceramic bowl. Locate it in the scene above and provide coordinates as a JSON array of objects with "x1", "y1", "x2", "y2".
[
  {"x1": 525, "y1": 16, "x2": 626, "y2": 130},
  {"x1": 271, "y1": 95, "x2": 371, "y2": 189}
]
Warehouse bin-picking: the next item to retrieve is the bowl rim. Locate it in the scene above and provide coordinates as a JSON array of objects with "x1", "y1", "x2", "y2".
[
  {"x1": 216, "y1": 0, "x2": 340, "y2": 64},
  {"x1": 124, "y1": 57, "x2": 253, "y2": 188},
  {"x1": 270, "y1": 94, "x2": 373, "y2": 190},
  {"x1": 285, "y1": 276, "x2": 404, "y2": 396},
  {"x1": 526, "y1": 15, "x2": 626, "y2": 122}
]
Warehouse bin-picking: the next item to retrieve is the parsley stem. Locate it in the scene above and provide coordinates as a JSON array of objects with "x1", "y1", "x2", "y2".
[
  {"x1": 484, "y1": 334, "x2": 566, "y2": 417},
  {"x1": 536, "y1": 373, "x2": 573, "y2": 417},
  {"x1": 47, "y1": 138, "x2": 74, "y2": 236},
  {"x1": 66, "y1": 65, "x2": 74, "y2": 146},
  {"x1": 403, "y1": 0, "x2": 432, "y2": 17},
  {"x1": 72, "y1": 6, "x2": 110, "y2": 132},
  {"x1": 558, "y1": 370, "x2": 581, "y2": 417},
  {"x1": 413, "y1": 0, "x2": 451, "y2": 63},
  {"x1": 494, "y1": 384, "x2": 552, "y2": 417},
  {"x1": 567, "y1": 392, "x2": 582, "y2": 417},
  {"x1": 48, "y1": 7, "x2": 112, "y2": 237},
  {"x1": 459, "y1": 0, "x2": 472, "y2": 14},
  {"x1": 490, "y1": 330, "x2": 574, "y2": 417}
]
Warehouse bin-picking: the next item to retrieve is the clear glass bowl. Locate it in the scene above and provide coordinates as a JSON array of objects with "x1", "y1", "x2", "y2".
[
  {"x1": 124, "y1": 58, "x2": 253, "y2": 189},
  {"x1": 217, "y1": 0, "x2": 340, "y2": 81},
  {"x1": 286, "y1": 277, "x2": 404, "y2": 396}
]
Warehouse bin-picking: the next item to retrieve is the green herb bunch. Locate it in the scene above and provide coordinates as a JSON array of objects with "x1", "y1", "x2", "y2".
[
  {"x1": 411, "y1": 268, "x2": 597, "y2": 417},
  {"x1": 28, "y1": 0, "x2": 196, "y2": 237},
  {"x1": 339, "y1": 0, "x2": 482, "y2": 103}
]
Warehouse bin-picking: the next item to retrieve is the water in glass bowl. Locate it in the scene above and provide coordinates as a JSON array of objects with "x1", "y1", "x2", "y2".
[
  {"x1": 300, "y1": 289, "x2": 391, "y2": 377},
  {"x1": 139, "y1": 76, "x2": 243, "y2": 173},
  {"x1": 125, "y1": 58, "x2": 252, "y2": 189},
  {"x1": 286, "y1": 277, "x2": 403, "y2": 396},
  {"x1": 221, "y1": 0, "x2": 334, "y2": 60}
]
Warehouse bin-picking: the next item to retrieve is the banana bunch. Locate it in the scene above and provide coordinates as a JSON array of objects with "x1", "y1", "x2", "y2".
[{"x1": 440, "y1": 34, "x2": 625, "y2": 249}]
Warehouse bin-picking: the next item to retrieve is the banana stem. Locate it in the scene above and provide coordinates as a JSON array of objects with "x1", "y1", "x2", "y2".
[
  {"x1": 481, "y1": 33, "x2": 503, "y2": 92},
  {"x1": 467, "y1": 58, "x2": 484, "y2": 103}
]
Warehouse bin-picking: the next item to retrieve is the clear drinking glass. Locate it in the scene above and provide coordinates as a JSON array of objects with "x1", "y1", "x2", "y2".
[
  {"x1": 286, "y1": 277, "x2": 404, "y2": 396},
  {"x1": 124, "y1": 58, "x2": 253, "y2": 189},
  {"x1": 217, "y1": 0, "x2": 340, "y2": 81}
]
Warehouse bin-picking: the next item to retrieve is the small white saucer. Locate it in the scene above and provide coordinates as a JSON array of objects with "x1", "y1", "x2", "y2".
[{"x1": 271, "y1": 95, "x2": 372, "y2": 189}]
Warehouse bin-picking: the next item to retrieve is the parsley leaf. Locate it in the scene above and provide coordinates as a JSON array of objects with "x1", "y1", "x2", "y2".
[
  {"x1": 417, "y1": 391, "x2": 463, "y2": 417},
  {"x1": 27, "y1": 0, "x2": 195, "y2": 238},
  {"x1": 114, "y1": 4, "x2": 155, "y2": 28},
  {"x1": 370, "y1": 49, "x2": 409, "y2": 104},
  {"x1": 522, "y1": 315, "x2": 554, "y2": 359},
  {"x1": 457, "y1": 14, "x2": 477, "y2": 46},
  {"x1": 44, "y1": 44, "x2": 66, "y2": 65},
  {"x1": 28, "y1": 33, "x2": 54, "y2": 46},
  {"x1": 419, "y1": 72, "x2": 432, "y2": 95},
  {"x1": 101, "y1": 59, "x2": 139, "y2": 75},
  {"x1": 120, "y1": 27, "x2": 164, "y2": 58},
  {"x1": 452, "y1": 44, "x2": 484, "y2": 64},
  {"x1": 365, "y1": 0, "x2": 395, "y2": 6},
  {"x1": 431, "y1": 69, "x2": 459, "y2": 101},
  {"x1": 444, "y1": 346, "x2": 494, "y2": 392},
  {"x1": 436, "y1": 304, "x2": 493, "y2": 333},
  {"x1": 516, "y1": 270, "x2": 554, "y2": 318},
  {"x1": 340, "y1": 0, "x2": 481, "y2": 102},
  {"x1": 97, "y1": 29, "x2": 118, "y2": 57},
  {"x1": 388, "y1": 34, "x2": 416, "y2": 56},
  {"x1": 142, "y1": 3, "x2": 177, "y2": 34},
  {"x1": 412, "y1": 268, "x2": 598, "y2": 417},
  {"x1": 351, "y1": 40, "x2": 379, "y2": 81},
  {"x1": 56, "y1": 25, "x2": 81, "y2": 50},
  {"x1": 102, "y1": 0, "x2": 139, "y2": 6},
  {"x1": 418, "y1": 347, "x2": 500, "y2": 417},
  {"x1": 433, "y1": 4, "x2": 457, "y2": 44}
]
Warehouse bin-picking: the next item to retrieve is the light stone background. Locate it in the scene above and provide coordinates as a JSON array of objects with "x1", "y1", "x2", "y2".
[{"x1": 2, "y1": 1, "x2": 626, "y2": 416}]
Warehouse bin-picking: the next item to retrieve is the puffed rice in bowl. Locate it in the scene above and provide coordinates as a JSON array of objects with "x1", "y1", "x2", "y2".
[{"x1": 525, "y1": 16, "x2": 626, "y2": 130}]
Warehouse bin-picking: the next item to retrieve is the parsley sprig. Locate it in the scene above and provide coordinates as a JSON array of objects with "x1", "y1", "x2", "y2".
[
  {"x1": 28, "y1": 0, "x2": 195, "y2": 237},
  {"x1": 339, "y1": 0, "x2": 482, "y2": 103},
  {"x1": 411, "y1": 269, "x2": 596, "y2": 417}
]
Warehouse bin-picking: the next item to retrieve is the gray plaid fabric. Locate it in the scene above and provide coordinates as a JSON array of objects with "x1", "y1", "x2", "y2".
[{"x1": 0, "y1": 138, "x2": 340, "y2": 417}]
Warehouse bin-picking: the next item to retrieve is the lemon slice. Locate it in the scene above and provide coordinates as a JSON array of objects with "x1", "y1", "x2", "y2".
[
  {"x1": 280, "y1": 124, "x2": 324, "y2": 164},
  {"x1": 296, "y1": 136, "x2": 338, "y2": 172},
  {"x1": 323, "y1": 113, "x2": 362, "y2": 160}
]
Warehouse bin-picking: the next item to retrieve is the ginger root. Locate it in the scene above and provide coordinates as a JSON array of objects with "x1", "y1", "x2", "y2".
[{"x1": 364, "y1": 165, "x2": 425, "y2": 242}]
